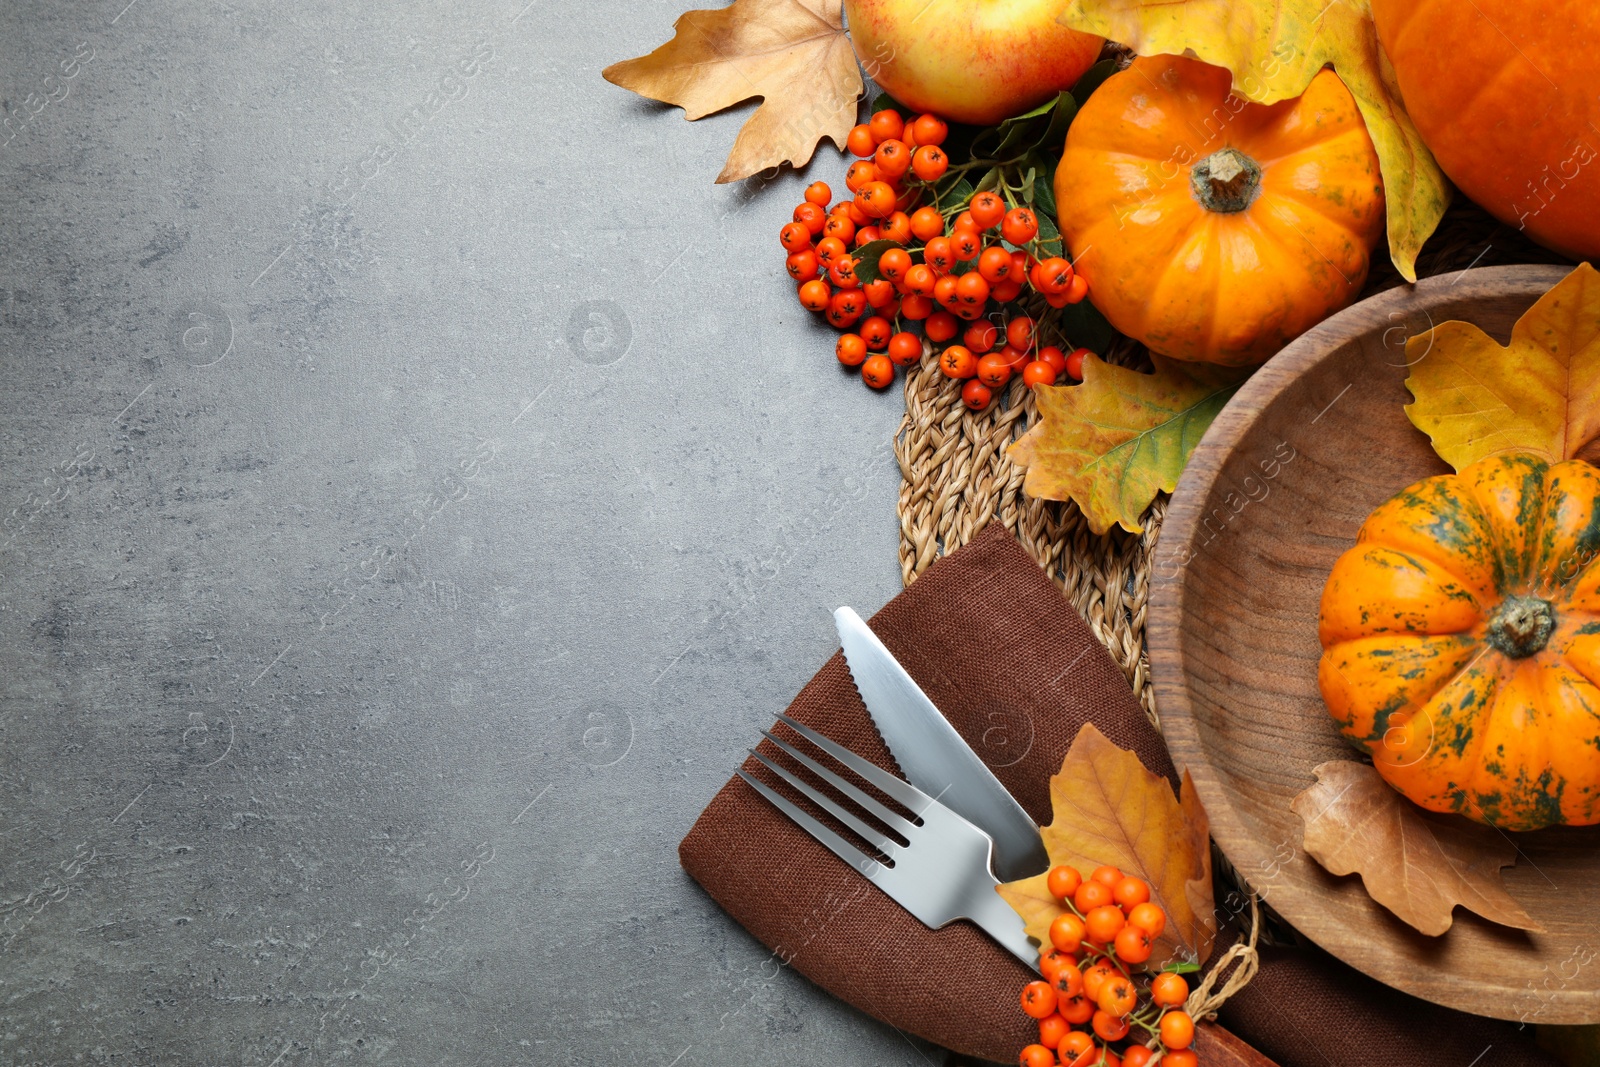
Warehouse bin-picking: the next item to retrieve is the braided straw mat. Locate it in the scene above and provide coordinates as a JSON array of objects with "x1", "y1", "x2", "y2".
[{"x1": 894, "y1": 196, "x2": 1570, "y2": 728}]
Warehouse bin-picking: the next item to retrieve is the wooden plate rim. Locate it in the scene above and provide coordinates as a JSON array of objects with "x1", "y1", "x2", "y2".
[{"x1": 1149, "y1": 264, "x2": 1584, "y2": 1019}]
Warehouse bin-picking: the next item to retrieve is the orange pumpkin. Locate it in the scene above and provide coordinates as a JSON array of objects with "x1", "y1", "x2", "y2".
[
  {"x1": 1055, "y1": 55, "x2": 1385, "y2": 367},
  {"x1": 1318, "y1": 453, "x2": 1600, "y2": 831},
  {"x1": 1372, "y1": 0, "x2": 1600, "y2": 260}
]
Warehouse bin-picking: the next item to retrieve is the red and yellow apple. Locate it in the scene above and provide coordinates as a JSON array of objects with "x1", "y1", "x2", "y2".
[{"x1": 845, "y1": 0, "x2": 1103, "y2": 126}]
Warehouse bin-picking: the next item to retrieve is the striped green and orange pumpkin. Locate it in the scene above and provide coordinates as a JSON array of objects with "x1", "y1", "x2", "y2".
[{"x1": 1318, "y1": 453, "x2": 1600, "y2": 831}]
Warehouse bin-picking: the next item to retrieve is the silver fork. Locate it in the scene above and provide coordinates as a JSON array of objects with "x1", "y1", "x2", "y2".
[{"x1": 737, "y1": 713, "x2": 1038, "y2": 968}]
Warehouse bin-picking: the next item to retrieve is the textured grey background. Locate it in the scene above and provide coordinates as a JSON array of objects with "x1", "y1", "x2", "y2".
[{"x1": 0, "y1": 2, "x2": 928, "y2": 1063}]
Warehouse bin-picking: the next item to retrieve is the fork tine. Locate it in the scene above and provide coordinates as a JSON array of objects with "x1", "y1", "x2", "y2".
[
  {"x1": 760, "y1": 729, "x2": 917, "y2": 838},
  {"x1": 776, "y1": 713, "x2": 929, "y2": 812},
  {"x1": 736, "y1": 770, "x2": 885, "y2": 879},
  {"x1": 747, "y1": 749, "x2": 902, "y2": 857}
]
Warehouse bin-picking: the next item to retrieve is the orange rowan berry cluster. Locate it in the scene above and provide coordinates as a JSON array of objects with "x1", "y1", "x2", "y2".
[
  {"x1": 781, "y1": 107, "x2": 1094, "y2": 408},
  {"x1": 1017, "y1": 865, "x2": 1200, "y2": 1067}
]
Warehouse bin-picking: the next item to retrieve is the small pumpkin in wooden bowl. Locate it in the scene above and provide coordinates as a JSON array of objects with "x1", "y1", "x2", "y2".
[
  {"x1": 1149, "y1": 264, "x2": 1600, "y2": 1023},
  {"x1": 1319, "y1": 453, "x2": 1600, "y2": 831},
  {"x1": 1054, "y1": 54, "x2": 1385, "y2": 367}
]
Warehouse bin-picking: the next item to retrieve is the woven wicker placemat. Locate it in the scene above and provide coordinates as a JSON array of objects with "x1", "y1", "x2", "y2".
[{"x1": 895, "y1": 196, "x2": 1571, "y2": 727}]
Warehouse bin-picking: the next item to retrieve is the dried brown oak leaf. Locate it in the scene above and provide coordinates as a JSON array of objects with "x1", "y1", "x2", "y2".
[
  {"x1": 998, "y1": 724, "x2": 1216, "y2": 966},
  {"x1": 1292, "y1": 760, "x2": 1543, "y2": 936},
  {"x1": 602, "y1": 0, "x2": 861, "y2": 184}
]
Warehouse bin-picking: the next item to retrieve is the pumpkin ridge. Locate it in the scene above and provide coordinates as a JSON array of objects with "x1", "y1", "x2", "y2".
[
  {"x1": 1466, "y1": 455, "x2": 1551, "y2": 593},
  {"x1": 1237, "y1": 103, "x2": 1370, "y2": 170},
  {"x1": 1414, "y1": 639, "x2": 1497, "y2": 755},
  {"x1": 1363, "y1": 516, "x2": 1501, "y2": 609},
  {"x1": 1557, "y1": 616, "x2": 1600, "y2": 691},
  {"x1": 1437, "y1": 648, "x2": 1512, "y2": 812},
  {"x1": 1544, "y1": 659, "x2": 1600, "y2": 727},
  {"x1": 1380, "y1": 0, "x2": 1433, "y2": 49},
  {"x1": 1322, "y1": 633, "x2": 1482, "y2": 752},
  {"x1": 1250, "y1": 181, "x2": 1372, "y2": 250},
  {"x1": 1060, "y1": 146, "x2": 1172, "y2": 174},
  {"x1": 1245, "y1": 193, "x2": 1362, "y2": 278},
  {"x1": 1532, "y1": 461, "x2": 1600, "y2": 592},
  {"x1": 1252, "y1": 132, "x2": 1382, "y2": 223},
  {"x1": 1495, "y1": 661, "x2": 1563, "y2": 827},
  {"x1": 1212, "y1": 210, "x2": 1305, "y2": 363},
  {"x1": 1387, "y1": 547, "x2": 1487, "y2": 617},
  {"x1": 1144, "y1": 215, "x2": 1225, "y2": 360},
  {"x1": 1197, "y1": 213, "x2": 1228, "y2": 360},
  {"x1": 1380, "y1": 473, "x2": 1507, "y2": 596}
]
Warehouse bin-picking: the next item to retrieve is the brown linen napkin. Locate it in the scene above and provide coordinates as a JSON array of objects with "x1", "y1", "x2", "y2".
[
  {"x1": 679, "y1": 522, "x2": 1176, "y2": 1060},
  {"x1": 1221, "y1": 944, "x2": 1563, "y2": 1067}
]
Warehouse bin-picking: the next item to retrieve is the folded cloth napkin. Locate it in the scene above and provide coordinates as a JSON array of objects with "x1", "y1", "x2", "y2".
[
  {"x1": 1222, "y1": 944, "x2": 1562, "y2": 1067},
  {"x1": 679, "y1": 523, "x2": 1563, "y2": 1065},
  {"x1": 679, "y1": 522, "x2": 1176, "y2": 1060}
]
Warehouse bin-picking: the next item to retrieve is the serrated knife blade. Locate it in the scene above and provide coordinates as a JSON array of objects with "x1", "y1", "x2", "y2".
[{"x1": 833, "y1": 606, "x2": 1049, "y2": 883}]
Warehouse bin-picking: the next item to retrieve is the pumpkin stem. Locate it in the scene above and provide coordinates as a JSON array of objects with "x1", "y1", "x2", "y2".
[
  {"x1": 1486, "y1": 596, "x2": 1556, "y2": 658},
  {"x1": 1191, "y1": 148, "x2": 1262, "y2": 214}
]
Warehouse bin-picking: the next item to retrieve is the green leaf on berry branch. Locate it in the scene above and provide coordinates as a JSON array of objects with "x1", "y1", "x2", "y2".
[
  {"x1": 1069, "y1": 59, "x2": 1119, "y2": 109},
  {"x1": 869, "y1": 91, "x2": 908, "y2": 116},
  {"x1": 851, "y1": 239, "x2": 902, "y2": 285},
  {"x1": 1054, "y1": 300, "x2": 1114, "y2": 355},
  {"x1": 1008, "y1": 354, "x2": 1252, "y2": 534}
]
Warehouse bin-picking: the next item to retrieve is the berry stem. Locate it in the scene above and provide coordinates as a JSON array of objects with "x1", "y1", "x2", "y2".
[{"x1": 943, "y1": 156, "x2": 1011, "y2": 175}]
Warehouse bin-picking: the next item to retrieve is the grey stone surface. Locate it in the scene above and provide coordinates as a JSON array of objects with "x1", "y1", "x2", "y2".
[{"x1": 0, "y1": 2, "x2": 931, "y2": 1063}]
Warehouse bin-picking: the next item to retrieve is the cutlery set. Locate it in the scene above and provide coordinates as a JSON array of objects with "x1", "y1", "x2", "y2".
[{"x1": 739, "y1": 606, "x2": 1049, "y2": 969}]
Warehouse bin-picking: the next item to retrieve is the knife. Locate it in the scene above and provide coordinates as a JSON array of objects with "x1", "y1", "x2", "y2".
[{"x1": 833, "y1": 606, "x2": 1049, "y2": 883}]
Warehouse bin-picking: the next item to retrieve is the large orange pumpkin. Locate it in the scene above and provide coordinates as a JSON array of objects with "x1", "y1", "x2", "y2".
[
  {"x1": 1318, "y1": 454, "x2": 1600, "y2": 831},
  {"x1": 1055, "y1": 55, "x2": 1385, "y2": 367},
  {"x1": 1372, "y1": 0, "x2": 1600, "y2": 260}
]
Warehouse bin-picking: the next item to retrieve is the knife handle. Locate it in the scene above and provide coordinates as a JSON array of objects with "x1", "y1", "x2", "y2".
[{"x1": 964, "y1": 881, "x2": 1041, "y2": 972}]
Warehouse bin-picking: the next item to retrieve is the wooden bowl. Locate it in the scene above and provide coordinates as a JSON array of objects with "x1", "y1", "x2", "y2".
[{"x1": 1149, "y1": 264, "x2": 1600, "y2": 1023}]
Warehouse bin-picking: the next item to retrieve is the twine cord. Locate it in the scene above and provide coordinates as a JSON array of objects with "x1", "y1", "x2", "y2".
[
  {"x1": 1141, "y1": 895, "x2": 1262, "y2": 1065},
  {"x1": 1185, "y1": 892, "x2": 1261, "y2": 1021}
]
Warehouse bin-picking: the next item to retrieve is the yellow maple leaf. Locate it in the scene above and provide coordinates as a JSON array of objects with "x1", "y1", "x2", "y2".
[
  {"x1": 1058, "y1": 0, "x2": 1449, "y2": 281},
  {"x1": 1404, "y1": 263, "x2": 1600, "y2": 470},
  {"x1": 1008, "y1": 353, "x2": 1251, "y2": 535},
  {"x1": 602, "y1": 0, "x2": 861, "y2": 184},
  {"x1": 997, "y1": 724, "x2": 1216, "y2": 967}
]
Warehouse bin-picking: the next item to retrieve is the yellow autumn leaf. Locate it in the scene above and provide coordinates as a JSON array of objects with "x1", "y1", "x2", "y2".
[
  {"x1": 1404, "y1": 263, "x2": 1600, "y2": 470},
  {"x1": 1058, "y1": 0, "x2": 1450, "y2": 281},
  {"x1": 997, "y1": 724, "x2": 1216, "y2": 966},
  {"x1": 602, "y1": 0, "x2": 861, "y2": 184},
  {"x1": 1008, "y1": 353, "x2": 1251, "y2": 535}
]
